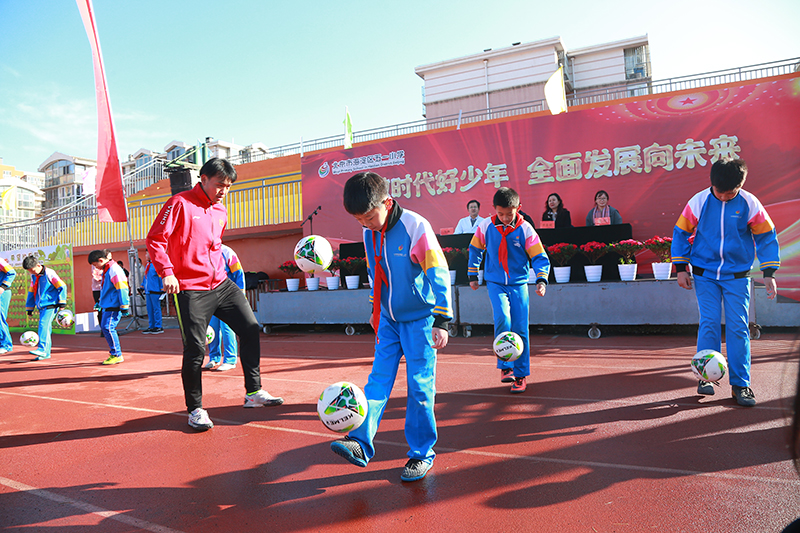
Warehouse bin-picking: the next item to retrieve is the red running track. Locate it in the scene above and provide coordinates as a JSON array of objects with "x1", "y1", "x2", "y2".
[{"x1": 0, "y1": 328, "x2": 798, "y2": 532}]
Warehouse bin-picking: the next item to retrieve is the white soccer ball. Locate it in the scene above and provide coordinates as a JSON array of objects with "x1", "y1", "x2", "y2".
[
  {"x1": 691, "y1": 349, "x2": 728, "y2": 382},
  {"x1": 206, "y1": 325, "x2": 215, "y2": 344},
  {"x1": 493, "y1": 331, "x2": 524, "y2": 362},
  {"x1": 317, "y1": 381, "x2": 368, "y2": 433},
  {"x1": 55, "y1": 309, "x2": 74, "y2": 328},
  {"x1": 294, "y1": 235, "x2": 334, "y2": 274},
  {"x1": 21, "y1": 331, "x2": 39, "y2": 347}
]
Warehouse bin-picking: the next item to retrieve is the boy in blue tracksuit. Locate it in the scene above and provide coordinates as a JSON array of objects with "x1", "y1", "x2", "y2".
[
  {"x1": 203, "y1": 244, "x2": 245, "y2": 371},
  {"x1": 23, "y1": 256, "x2": 68, "y2": 361},
  {"x1": 330, "y1": 171, "x2": 452, "y2": 483},
  {"x1": 139, "y1": 250, "x2": 164, "y2": 334},
  {"x1": 0, "y1": 257, "x2": 16, "y2": 354},
  {"x1": 89, "y1": 249, "x2": 131, "y2": 365},
  {"x1": 672, "y1": 158, "x2": 780, "y2": 407},
  {"x1": 468, "y1": 187, "x2": 550, "y2": 394}
]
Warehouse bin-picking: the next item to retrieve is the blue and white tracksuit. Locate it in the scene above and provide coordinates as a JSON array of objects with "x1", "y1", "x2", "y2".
[
  {"x1": 468, "y1": 215, "x2": 550, "y2": 378},
  {"x1": 25, "y1": 266, "x2": 68, "y2": 356},
  {"x1": 349, "y1": 203, "x2": 452, "y2": 466},
  {"x1": 672, "y1": 187, "x2": 780, "y2": 387},
  {"x1": 0, "y1": 258, "x2": 16, "y2": 352},
  {"x1": 208, "y1": 245, "x2": 245, "y2": 366},
  {"x1": 98, "y1": 262, "x2": 130, "y2": 358},
  {"x1": 141, "y1": 261, "x2": 164, "y2": 330}
]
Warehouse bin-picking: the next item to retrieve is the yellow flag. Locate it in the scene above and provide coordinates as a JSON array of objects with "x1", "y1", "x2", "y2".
[
  {"x1": 343, "y1": 106, "x2": 353, "y2": 149},
  {"x1": 1, "y1": 185, "x2": 16, "y2": 210},
  {"x1": 544, "y1": 66, "x2": 568, "y2": 115}
]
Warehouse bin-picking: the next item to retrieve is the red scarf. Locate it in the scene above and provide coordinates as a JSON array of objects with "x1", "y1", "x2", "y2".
[
  {"x1": 371, "y1": 207, "x2": 392, "y2": 341},
  {"x1": 496, "y1": 213, "x2": 523, "y2": 276}
]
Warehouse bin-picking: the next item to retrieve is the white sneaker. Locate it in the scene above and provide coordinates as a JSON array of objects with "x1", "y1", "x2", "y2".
[
  {"x1": 243, "y1": 389, "x2": 284, "y2": 408},
  {"x1": 188, "y1": 408, "x2": 213, "y2": 431},
  {"x1": 215, "y1": 363, "x2": 236, "y2": 371},
  {"x1": 203, "y1": 361, "x2": 220, "y2": 370},
  {"x1": 0, "y1": 348, "x2": 9, "y2": 354}
]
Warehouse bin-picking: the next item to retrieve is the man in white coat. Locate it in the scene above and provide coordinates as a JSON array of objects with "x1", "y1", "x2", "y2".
[{"x1": 454, "y1": 199, "x2": 484, "y2": 234}]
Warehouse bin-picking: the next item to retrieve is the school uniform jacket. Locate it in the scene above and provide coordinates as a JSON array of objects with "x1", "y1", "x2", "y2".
[
  {"x1": 25, "y1": 266, "x2": 67, "y2": 311},
  {"x1": 672, "y1": 187, "x2": 780, "y2": 279},
  {"x1": 99, "y1": 262, "x2": 130, "y2": 310},
  {"x1": 364, "y1": 203, "x2": 452, "y2": 329},
  {"x1": 221, "y1": 245, "x2": 246, "y2": 291},
  {"x1": 146, "y1": 183, "x2": 228, "y2": 291},
  {"x1": 467, "y1": 215, "x2": 551, "y2": 285},
  {"x1": 0, "y1": 258, "x2": 15, "y2": 290},
  {"x1": 140, "y1": 261, "x2": 163, "y2": 293}
]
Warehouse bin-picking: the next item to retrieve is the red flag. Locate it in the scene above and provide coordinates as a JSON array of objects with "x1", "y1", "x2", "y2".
[{"x1": 76, "y1": 0, "x2": 127, "y2": 222}]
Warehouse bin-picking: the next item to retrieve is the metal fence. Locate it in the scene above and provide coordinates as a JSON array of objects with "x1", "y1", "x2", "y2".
[
  {"x1": 227, "y1": 57, "x2": 799, "y2": 163},
  {"x1": 0, "y1": 174, "x2": 302, "y2": 251}
]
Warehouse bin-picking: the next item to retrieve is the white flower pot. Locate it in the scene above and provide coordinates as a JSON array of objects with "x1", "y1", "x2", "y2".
[
  {"x1": 325, "y1": 276, "x2": 339, "y2": 290},
  {"x1": 449, "y1": 270, "x2": 457, "y2": 285},
  {"x1": 477, "y1": 270, "x2": 484, "y2": 284},
  {"x1": 306, "y1": 277, "x2": 320, "y2": 291},
  {"x1": 584, "y1": 264, "x2": 602, "y2": 282},
  {"x1": 285, "y1": 278, "x2": 300, "y2": 292},
  {"x1": 345, "y1": 275, "x2": 361, "y2": 289},
  {"x1": 652, "y1": 262, "x2": 673, "y2": 280},
  {"x1": 618, "y1": 263, "x2": 637, "y2": 282},
  {"x1": 553, "y1": 266, "x2": 571, "y2": 283}
]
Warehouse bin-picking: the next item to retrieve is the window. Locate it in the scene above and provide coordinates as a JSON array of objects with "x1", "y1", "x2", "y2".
[{"x1": 624, "y1": 45, "x2": 651, "y2": 80}]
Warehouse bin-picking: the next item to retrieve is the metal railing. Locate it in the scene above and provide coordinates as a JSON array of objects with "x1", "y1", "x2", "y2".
[
  {"x1": 227, "y1": 57, "x2": 799, "y2": 163},
  {"x1": 0, "y1": 173, "x2": 302, "y2": 251}
]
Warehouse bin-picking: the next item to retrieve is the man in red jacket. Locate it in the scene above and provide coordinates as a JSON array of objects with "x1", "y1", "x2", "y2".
[{"x1": 146, "y1": 158, "x2": 283, "y2": 431}]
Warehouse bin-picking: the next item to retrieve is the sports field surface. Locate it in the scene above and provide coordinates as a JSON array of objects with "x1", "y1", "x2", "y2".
[{"x1": 1, "y1": 327, "x2": 798, "y2": 532}]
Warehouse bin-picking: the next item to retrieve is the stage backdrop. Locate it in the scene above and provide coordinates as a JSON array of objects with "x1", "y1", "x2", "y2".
[{"x1": 301, "y1": 73, "x2": 800, "y2": 301}]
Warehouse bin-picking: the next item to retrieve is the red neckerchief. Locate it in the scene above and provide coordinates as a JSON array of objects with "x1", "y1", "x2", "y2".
[
  {"x1": 32, "y1": 270, "x2": 43, "y2": 306},
  {"x1": 496, "y1": 213, "x2": 523, "y2": 276},
  {"x1": 144, "y1": 262, "x2": 151, "y2": 277},
  {"x1": 371, "y1": 204, "x2": 392, "y2": 342}
]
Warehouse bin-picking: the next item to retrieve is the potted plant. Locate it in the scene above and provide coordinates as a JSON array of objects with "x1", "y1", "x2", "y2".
[
  {"x1": 579, "y1": 241, "x2": 609, "y2": 282},
  {"x1": 341, "y1": 256, "x2": 367, "y2": 289},
  {"x1": 644, "y1": 236, "x2": 673, "y2": 280},
  {"x1": 325, "y1": 256, "x2": 343, "y2": 290},
  {"x1": 441, "y1": 247, "x2": 467, "y2": 285},
  {"x1": 279, "y1": 260, "x2": 302, "y2": 291},
  {"x1": 546, "y1": 243, "x2": 578, "y2": 283},
  {"x1": 611, "y1": 239, "x2": 644, "y2": 281}
]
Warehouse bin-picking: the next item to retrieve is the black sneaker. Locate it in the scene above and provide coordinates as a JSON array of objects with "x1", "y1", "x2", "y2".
[
  {"x1": 330, "y1": 437, "x2": 367, "y2": 467},
  {"x1": 400, "y1": 458, "x2": 432, "y2": 482},
  {"x1": 731, "y1": 385, "x2": 756, "y2": 407},
  {"x1": 697, "y1": 381, "x2": 715, "y2": 395},
  {"x1": 142, "y1": 328, "x2": 153, "y2": 334},
  {"x1": 150, "y1": 328, "x2": 164, "y2": 334}
]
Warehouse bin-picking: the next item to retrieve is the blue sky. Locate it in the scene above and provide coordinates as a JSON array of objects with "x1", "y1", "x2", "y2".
[{"x1": 1, "y1": 0, "x2": 798, "y2": 173}]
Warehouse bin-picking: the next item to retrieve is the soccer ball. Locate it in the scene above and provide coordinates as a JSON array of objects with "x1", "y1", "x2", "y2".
[
  {"x1": 206, "y1": 325, "x2": 215, "y2": 344},
  {"x1": 317, "y1": 381, "x2": 368, "y2": 433},
  {"x1": 493, "y1": 331, "x2": 524, "y2": 362},
  {"x1": 294, "y1": 235, "x2": 333, "y2": 274},
  {"x1": 691, "y1": 349, "x2": 728, "y2": 382},
  {"x1": 20, "y1": 331, "x2": 39, "y2": 347},
  {"x1": 55, "y1": 309, "x2": 74, "y2": 328}
]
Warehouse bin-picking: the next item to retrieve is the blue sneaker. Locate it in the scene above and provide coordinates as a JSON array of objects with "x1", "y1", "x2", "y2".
[
  {"x1": 400, "y1": 459, "x2": 432, "y2": 482},
  {"x1": 32, "y1": 352, "x2": 50, "y2": 361},
  {"x1": 330, "y1": 437, "x2": 367, "y2": 467}
]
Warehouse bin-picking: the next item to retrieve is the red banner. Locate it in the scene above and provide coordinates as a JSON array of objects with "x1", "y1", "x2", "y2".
[
  {"x1": 302, "y1": 74, "x2": 800, "y2": 300},
  {"x1": 76, "y1": 0, "x2": 127, "y2": 223}
]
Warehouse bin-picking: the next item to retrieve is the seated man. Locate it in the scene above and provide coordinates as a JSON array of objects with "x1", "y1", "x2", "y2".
[{"x1": 454, "y1": 199, "x2": 485, "y2": 234}]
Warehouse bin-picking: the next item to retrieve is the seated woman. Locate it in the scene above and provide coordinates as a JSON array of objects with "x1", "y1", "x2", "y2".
[
  {"x1": 585, "y1": 190, "x2": 622, "y2": 226},
  {"x1": 541, "y1": 193, "x2": 572, "y2": 228}
]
